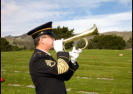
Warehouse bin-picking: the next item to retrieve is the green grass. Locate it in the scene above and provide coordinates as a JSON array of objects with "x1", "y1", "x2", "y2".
[{"x1": 1, "y1": 49, "x2": 132, "y2": 94}]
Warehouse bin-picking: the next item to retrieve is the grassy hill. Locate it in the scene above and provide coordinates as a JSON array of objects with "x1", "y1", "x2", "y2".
[{"x1": 1, "y1": 49, "x2": 132, "y2": 94}]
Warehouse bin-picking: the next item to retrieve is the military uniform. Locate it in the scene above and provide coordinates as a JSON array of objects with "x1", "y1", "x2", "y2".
[
  {"x1": 29, "y1": 49, "x2": 79, "y2": 94},
  {"x1": 27, "y1": 21, "x2": 79, "y2": 94}
]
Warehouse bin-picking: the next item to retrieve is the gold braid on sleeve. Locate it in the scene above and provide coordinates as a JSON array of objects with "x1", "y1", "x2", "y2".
[{"x1": 57, "y1": 58, "x2": 69, "y2": 74}]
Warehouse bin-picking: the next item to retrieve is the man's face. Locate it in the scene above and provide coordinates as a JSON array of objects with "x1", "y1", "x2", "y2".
[{"x1": 40, "y1": 35, "x2": 55, "y2": 49}]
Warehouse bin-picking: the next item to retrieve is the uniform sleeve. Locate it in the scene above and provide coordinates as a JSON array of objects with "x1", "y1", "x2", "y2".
[
  {"x1": 57, "y1": 52, "x2": 79, "y2": 72},
  {"x1": 56, "y1": 51, "x2": 79, "y2": 81}
]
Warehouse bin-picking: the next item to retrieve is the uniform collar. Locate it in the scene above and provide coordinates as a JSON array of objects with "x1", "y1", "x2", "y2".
[{"x1": 35, "y1": 49, "x2": 51, "y2": 56}]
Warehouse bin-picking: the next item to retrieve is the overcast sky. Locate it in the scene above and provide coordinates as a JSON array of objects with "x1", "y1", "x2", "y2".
[{"x1": 1, "y1": 0, "x2": 132, "y2": 37}]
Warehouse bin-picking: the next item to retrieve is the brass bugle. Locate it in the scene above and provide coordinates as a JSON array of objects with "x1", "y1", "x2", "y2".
[{"x1": 63, "y1": 24, "x2": 98, "y2": 49}]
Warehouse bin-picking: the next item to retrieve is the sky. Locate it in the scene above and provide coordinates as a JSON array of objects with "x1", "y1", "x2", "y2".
[{"x1": 1, "y1": 0, "x2": 132, "y2": 37}]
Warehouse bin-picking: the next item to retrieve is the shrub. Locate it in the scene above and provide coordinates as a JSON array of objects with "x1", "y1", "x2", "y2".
[
  {"x1": 126, "y1": 37, "x2": 132, "y2": 48},
  {"x1": 1, "y1": 38, "x2": 21, "y2": 51},
  {"x1": 87, "y1": 35, "x2": 126, "y2": 50}
]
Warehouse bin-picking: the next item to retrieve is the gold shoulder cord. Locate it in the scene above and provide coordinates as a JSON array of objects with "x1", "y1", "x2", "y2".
[{"x1": 57, "y1": 58, "x2": 69, "y2": 74}]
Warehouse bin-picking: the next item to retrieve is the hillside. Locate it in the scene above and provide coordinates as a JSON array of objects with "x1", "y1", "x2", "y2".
[
  {"x1": 4, "y1": 34, "x2": 34, "y2": 49},
  {"x1": 101, "y1": 31, "x2": 132, "y2": 41},
  {"x1": 4, "y1": 31, "x2": 132, "y2": 49}
]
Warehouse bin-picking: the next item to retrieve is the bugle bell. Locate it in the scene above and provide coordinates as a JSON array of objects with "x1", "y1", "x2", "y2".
[{"x1": 63, "y1": 24, "x2": 99, "y2": 50}]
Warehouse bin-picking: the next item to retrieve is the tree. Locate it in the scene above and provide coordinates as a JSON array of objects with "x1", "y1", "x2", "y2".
[
  {"x1": 126, "y1": 37, "x2": 132, "y2": 48},
  {"x1": 52, "y1": 26, "x2": 74, "y2": 49},
  {"x1": 1, "y1": 38, "x2": 11, "y2": 51},
  {"x1": 1, "y1": 38, "x2": 21, "y2": 51},
  {"x1": 87, "y1": 35, "x2": 126, "y2": 50},
  {"x1": 74, "y1": 39, "x2": 86, "y2": 49}
]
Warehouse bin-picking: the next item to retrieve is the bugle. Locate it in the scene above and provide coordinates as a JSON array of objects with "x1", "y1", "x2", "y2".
[{"x1": 63, "y1": 24, "x2": 99, "y2": 49}]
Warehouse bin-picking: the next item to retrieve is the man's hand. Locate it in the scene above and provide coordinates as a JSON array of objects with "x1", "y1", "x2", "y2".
[
  {"x1": 69, "y1": 47, "x2": 82, "y2": 64},
  {"x1": 54, "y1": 39, "x2": 63, "y2": 52}
]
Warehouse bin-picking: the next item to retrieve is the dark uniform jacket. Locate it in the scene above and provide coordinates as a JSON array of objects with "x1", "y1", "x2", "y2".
[{"x1": 29, "y1": 49, "x2": 79, "y2": 94}]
